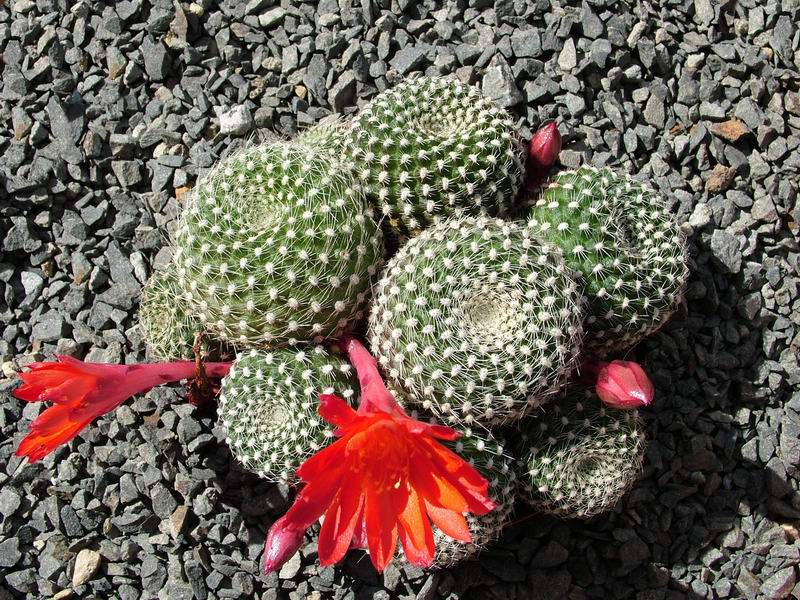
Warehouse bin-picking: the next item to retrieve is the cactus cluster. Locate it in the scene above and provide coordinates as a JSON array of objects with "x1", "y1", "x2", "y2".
[
  {"x1": 369, "y1": 216, "x2": 584, "y2": 426},
  {"x1": 519, "y1": 388, "x2": 646, "y2": 519},
  {"x1": 131, "y1": 76, "x2": 688, "y2": 569},
  {"x1": 343, "y1": 77, "x2": 525, "y2": 237},
  {"x1": 172, "y1": 141, "x2": 384, "y2": 347},
  {"x1": 218, "y1": 346, "x2": 357, "y2": 482},
  {"x1": 527, "y1": 166, "x2": 688, "y2": 354}
]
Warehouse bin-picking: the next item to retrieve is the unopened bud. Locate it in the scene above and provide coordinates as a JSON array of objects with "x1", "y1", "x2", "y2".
[
  {"x1": 262, "y1": 515, "x2": 305, "y2": 573},
  {"x1": 526, "y1": 122, "x2": 562, "y2": 191},
  {"x1": 596, "y1": 360, "x2": 654, "y2": 409}
]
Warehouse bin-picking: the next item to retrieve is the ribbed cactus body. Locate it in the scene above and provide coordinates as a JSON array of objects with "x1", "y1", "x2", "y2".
[
  {"x1": 173, "y1": 142, "x2": 384, "y2": 347},
  {"x1": 369, "y1": 216, "x2": 583, "y2": 426},
  {"x1": 527, "y1": 167, "x2": 688, "y2": 354},
  {"x1": 431, "y1": 426, "x2": 518, "y2": 567},
  {"x1": 519, "y1": 388, "x2": 646, "y2": 519},
  {"x1": 138, "y1": 269, "x2": 200, "y2": 360},
  {"x1": 343, "y1": 77, "x2": 525, "y2": 236},
  {"x1": 218, "y1": 346, "x2": 358, "y2": 482}
]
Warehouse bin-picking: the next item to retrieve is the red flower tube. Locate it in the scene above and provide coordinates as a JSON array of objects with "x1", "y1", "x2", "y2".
[
  {"x1": 13, "y1": 356, "x2": 231, "y2": 462},
  {"x1": 263, "y1": 338, "x2": 495, "y2": 574}
]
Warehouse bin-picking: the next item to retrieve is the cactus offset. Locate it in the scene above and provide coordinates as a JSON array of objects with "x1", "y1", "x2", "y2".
[
  {"x1": 369, "y1": 216, "x2": 583, "y2": 426},
  {"x1": 172, "y1": 141, "x2": 384, "y2": 347},
  {"x1": 527, "y1": 167, "x2": 688, "y2": 354},
  {"x1": 138, "y1": 268, "x2": 202, "y2": 360},
  {"x1": 343, "y1": 77, "x2": 525, "y2": 237},
  {"x1": 519, "y1": 387, "x2": 646, "y2": 519},
  {"x1": 218, "y1": 346, "x2": 358, "y2": 482}
]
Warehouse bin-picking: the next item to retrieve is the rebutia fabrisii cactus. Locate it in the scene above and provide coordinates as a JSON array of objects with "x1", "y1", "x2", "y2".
[
  {"x1": 527, "y1": 166, "x2": 688, "y2": 354},
  {"x1": 369, "y1": 216, "x2": 584, "y2": 426},
  {"x1": 173, "y1": 141, "x2": 384, "y2": 347},
  {"x1": 218, "y1": 346, "x2": 358, "y2": 482},
  {"x1": 343, "y1": 77, "x2": 525, "y2": 237},
  {"x1": 519, "y1": 387, "x2": 646, "y2": 519},
  {"x1": 138, "y1": 269, "x2": 202, "y2": 360}
]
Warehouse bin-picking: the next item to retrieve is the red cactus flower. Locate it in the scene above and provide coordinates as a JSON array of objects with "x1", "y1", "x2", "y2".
[
  {"x1": 13, "y1": 356, "x2": 231, "y2": 462},
  {"x1": 595, "y1": 360, "x2": 654, "y2": 409},
  {"x1": 263, "y1": 338, "x2": 495, "y2": 574},
  {"x1": 526, "y1": 121, "x2": 562, "y2": 191}
]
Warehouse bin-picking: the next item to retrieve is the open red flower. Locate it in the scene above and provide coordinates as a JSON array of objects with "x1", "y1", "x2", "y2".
[
  {"x1": 264, "y1": 338, "x2": 495, "y2": 573},
  {"x1": 14, "y1": 356, "x2": 231, "y2": 462}
]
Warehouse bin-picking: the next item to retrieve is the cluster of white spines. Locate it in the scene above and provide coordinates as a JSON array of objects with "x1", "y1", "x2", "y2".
[
  {"x1": 369, "y1": 216, "x2": 583, "y2": 427},
  {"x1": 172, "y1": 141, "x2": 383, "y2": 347},
  {"x1": 138, "y1": 269, "x2": 199, "y2": 360},
  {"x1": 218, "y1": 346, "x2": 357, "y2": 482},
  {"x1": 528, "y1": 166, "x2": 687, "y2": 353},
  {"x1": 521, "y1": 389, "x2": 646, "y2": 519},
  {"x1": 344, "y1": 76, "x2": 525, "y2": 233}
]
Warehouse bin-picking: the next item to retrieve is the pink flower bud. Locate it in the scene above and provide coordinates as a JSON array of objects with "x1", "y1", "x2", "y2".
[
  {"x1": 595, "y1": 360, "x2": 654, "y2": 409},
  {"x1": 262, "y1": 515, "x2": 305, "y2": 573},
  {"x1": 526, "y1": 122, "x2": 562, "y2": 191}
]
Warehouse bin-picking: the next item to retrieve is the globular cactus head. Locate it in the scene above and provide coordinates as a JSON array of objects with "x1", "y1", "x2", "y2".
[
  {"x1": 527, "y1": 167, "x2": 688, "y2": 354},
  {"x1": 343, "y1": 77, "x2": 525, "y2": 238},
  {"x1": 138, "y1": 268, "x2": 201, "y2": 360},
  {"x1": 218, "y1": 346, "x2": 358, "y2": 482},
  {"x1": 369, "y1": 216, "x2": 584, "y2": 427},
  {"x1": 173, "y1": 141, "x2": 384, "y2": 348},
  {"x1": 428, "y1": 424, "x2": 518, "y2": 567},
  {"x1": 519, "y1": 387, "x2": 646, "y2": 519}
]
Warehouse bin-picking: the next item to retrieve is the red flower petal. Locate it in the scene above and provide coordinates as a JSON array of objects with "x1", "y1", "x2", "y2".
[
  {"x1": 318, "y1": 394, "x2": 358, "y2": 430},
  {"x1": 284, "y1": 465, "x2": 344, "y2": 531},
  {"x1": 296, "y1": 439, "x2": 347, "y2": 482},
  {"x1": 417, "y1": 438, "x2": 495, "y2": 515},
  {"x1": 397, "y1": 487, "x2": 435, "y2": 567},
  {"x1": 16, "y1": 404, "x2": 94, "y2": 463},
  {"x1": 318, "y1": 479, "x2": 365, "y2": 566},
  {"x1": 424, "y1": 502, "x2": 471, "y2": 542},
  {"x1": 364, "y1": 483, "x2": 399, "y2": 573}
]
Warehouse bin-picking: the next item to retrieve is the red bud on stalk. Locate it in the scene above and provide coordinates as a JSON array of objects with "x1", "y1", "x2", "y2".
[
  {"x1": 526, "y1": 122, "x2": 562, "y2": 191},
  {"x1": 262, "y1": 515, "x2": 305, "y2": 573}
]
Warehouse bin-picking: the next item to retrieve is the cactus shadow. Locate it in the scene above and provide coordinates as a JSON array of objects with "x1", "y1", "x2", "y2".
[{"x1": 614, "y1": 226, "x2": 797, "y2": 595}]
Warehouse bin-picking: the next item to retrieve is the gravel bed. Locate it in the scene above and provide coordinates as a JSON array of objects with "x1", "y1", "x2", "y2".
[{"x1": 1, "y1": 0, "x2": 799, "y2": 598}]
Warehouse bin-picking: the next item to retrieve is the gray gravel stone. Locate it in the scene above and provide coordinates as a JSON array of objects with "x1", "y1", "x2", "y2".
[
  {"x1": 482, "y1": 55, "x2": 522, "y2": 108},
  {"x1": 141, "y1": 37, "x2": 170, "y2": 81},
  {"x1": 218, "y1": 105, "x2": 254, "y2": 136},
  {"x1": 760, "y1": 567, "x2": 796, "y2": 599},
  {"x1": 390, "y1": 47, "x2": 427, "y2": 75},
  {"x1": 558, "y1": 38, "x2": 577, "y2": 71},
  {"x1": 0, "y1": 537, "x2": 21, "y2": 568},
  {"x1": 710, "y1": 230, "x2": 742, "y2": 273}
]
